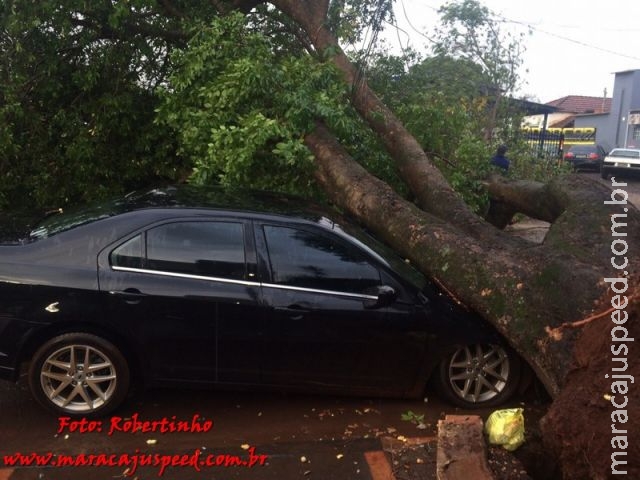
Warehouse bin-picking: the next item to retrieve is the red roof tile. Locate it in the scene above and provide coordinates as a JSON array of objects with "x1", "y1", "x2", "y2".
[{"x1": 546, "y1": 95, "x2": 611, "y2": 114}]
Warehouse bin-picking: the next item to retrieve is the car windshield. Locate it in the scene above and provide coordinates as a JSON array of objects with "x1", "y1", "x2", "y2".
[
  {"x1": 609, "y1": 149, "x2": 640, "y2": 159},
  {"x1": 325, "y1": 218, "x2": 428, "y2": 291}
]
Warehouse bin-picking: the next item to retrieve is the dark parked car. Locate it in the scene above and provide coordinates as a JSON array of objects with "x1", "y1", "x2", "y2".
[
  {"x1": 563, "y1": 144, "x2": 607, "y2": 171},
  {"x1": 0, "y1": 186, "x2": 522, "y2": 416}
]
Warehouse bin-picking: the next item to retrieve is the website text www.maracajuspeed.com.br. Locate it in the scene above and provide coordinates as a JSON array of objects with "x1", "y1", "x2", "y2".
[
  {"x1": 3, "y1": 412, "x2": 267, "y2": 477},
  {"x1": 3, "y1": 447, "x2": 268, "y2": 477}
]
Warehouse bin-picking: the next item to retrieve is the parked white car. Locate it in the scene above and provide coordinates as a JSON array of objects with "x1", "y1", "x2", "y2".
[{"x1": 601, "y1": 148, "x2": 640, "y2": 179}]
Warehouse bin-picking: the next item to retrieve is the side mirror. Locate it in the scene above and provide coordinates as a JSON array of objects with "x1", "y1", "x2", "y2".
[{"x1": 363, "y1": 285, "x2": 397, "y2": 309}]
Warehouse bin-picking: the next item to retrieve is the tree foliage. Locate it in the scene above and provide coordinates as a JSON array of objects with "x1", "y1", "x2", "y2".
[
  {"x1": 159, "y1": 13, "x2": 325, "y2": 194},
  {"x1": 366, "y1": 52, "x2": 494, "y2": 209},
  {"x1": 434, "y1": 0, "x2": 526, "y2": 96},
  {"x1": 433, "y1": 0, "x2": 528, "y2": 140},
  {"x1": 326, "y1": 0, "x2": 394, "y2": 45},
  {"x1": 0, "y1": 1, "x2": 409, "y2": 208},
  {"x1": 0, "y1": 0, "x2": 536, "y2": 212},
  {"x1": 0, "y1": 0, "x2": 191, "y2": 209}
]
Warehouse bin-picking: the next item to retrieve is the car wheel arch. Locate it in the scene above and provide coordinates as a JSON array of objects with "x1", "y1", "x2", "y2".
[
  {"x1": 19, "y1": 322, "x2": 143, "y2": 385},
  {"x1": 28, "y1": 332, "x2": 131, "y2": 417}
]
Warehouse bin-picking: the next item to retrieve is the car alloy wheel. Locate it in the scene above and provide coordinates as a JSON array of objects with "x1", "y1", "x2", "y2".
[
  {"x1": 437, "y1": 343, "x2": 520, "y2": 408},
  {"x1": 29, "y1": 333, "x2": 130, "y2": 417}
]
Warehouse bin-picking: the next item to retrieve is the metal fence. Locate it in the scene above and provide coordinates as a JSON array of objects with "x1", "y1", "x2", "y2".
[{"x1": 521, "y1": 127, "x2": 596, "y2": 158}]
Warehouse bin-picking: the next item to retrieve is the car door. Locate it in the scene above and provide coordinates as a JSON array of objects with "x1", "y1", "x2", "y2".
[
  {"x1": 256, "y1": 222, "x2": 427, "y2": 394},
  {"x1": 98, "y1": 217, "x2": 264, "y2": 384}
]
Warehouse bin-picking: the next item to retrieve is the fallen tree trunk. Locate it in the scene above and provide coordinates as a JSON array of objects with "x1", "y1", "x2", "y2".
[
  {"x1": 134, "y1": 2, "x2": 640, "y2": 475},
  {"x1": 306, "y1": 123, "x2": 640, "y2": 398},
  {"x1": 305, "y1": 123, "x2": 640, "y2": 478},
  {"x1": 255, "y1": 3, "x2": 640, "y2": 476}
]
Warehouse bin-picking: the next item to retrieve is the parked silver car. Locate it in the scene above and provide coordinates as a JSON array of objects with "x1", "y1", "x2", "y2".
[{"x1": 601, "y1": 148, "x2": 640, "y2": 179}]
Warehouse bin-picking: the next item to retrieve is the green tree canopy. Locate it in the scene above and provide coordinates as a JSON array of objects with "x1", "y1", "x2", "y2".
[
  {"x1": 0, "y1": 0, "x2": 531, "y2": 210},
  {"x1": 0, "y1": 0, "x2": 191, "y2": 208}
]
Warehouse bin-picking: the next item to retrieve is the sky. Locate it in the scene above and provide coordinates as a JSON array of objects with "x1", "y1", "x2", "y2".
[{"x1": 379, "y1": 0, "x2": 640, "y2": 103}]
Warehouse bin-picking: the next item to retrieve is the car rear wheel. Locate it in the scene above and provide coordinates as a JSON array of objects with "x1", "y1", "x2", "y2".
[
  {"x1": 436, "y1": 343, "x2": 520, "y2": 408},
  {"x1": 28, "y1": 333, "x2": 130, "y2": 417}
]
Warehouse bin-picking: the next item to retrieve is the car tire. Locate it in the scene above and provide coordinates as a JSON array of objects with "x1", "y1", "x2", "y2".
[
  {"x1": 435, "y1": 343, "x2": 521, "y2": 408},
  {"x1": 28, "y1": 333, "x2": 130, "y2": 417},
  {"x1": 601, "y1": 168, "x2": 609, "y2": 179}
]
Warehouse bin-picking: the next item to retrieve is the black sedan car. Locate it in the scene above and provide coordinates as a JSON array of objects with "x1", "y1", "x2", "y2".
[
  {"x1": 563, "y1": 144, "x2": 607, "y2": 171},
  {"x1": 0, "y1": 186, "x2": 521, "y2": 416}
]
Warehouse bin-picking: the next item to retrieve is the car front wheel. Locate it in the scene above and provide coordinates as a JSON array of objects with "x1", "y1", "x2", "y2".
[
  {"x1": 436, "y1": 343, "x2": 520, "y2": 408},
  {"x1": 28, "y1": 333, "x2": 130, "y2": 417}
]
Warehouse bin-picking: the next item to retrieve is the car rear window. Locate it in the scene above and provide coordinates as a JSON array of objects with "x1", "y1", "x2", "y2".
[
  {"x1": 28, "y1": 198, "x2": 128, "y2": 241},
  {"x1": 146, "y1": 221, "x2": 246, "y2": 279},
  {"x1": 569, "y1": 146, "x2": 596, "y2": 153}
]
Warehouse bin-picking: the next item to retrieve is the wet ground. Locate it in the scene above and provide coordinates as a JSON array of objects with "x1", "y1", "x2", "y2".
[
  {"x1": 0, "y1": 376, "x2": 549, "y2": 480},
  {"x1": 588, "y1": 170, "x2": 640, "y2": 204}
]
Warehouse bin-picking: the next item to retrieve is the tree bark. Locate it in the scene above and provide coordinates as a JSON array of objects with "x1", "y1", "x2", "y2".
[
  {"x1": 304, "y1": 123, "x2": 640, "y2": 398},
  {"x1": 261, "y1": 1, "x2": 640, "y2": 396},
  {"x1": 273, "y1": 5, "x2": 640, "y2": 473}
]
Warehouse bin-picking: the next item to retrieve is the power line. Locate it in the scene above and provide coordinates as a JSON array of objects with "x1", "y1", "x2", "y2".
[
  {"x1": 499, "y1": 17, "x2": 640, "y2": 62},
  {"x1": 387, "y1": 2, "x2": 640, "y2": 62},
  {"x1": 395, "y1": 0, "x2": 437, "y2": 44},
  {"x1": 509, "y1": 18, "x2": 640, "y2": 33}
]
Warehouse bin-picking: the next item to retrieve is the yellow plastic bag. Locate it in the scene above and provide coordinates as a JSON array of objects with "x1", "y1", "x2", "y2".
[{"x1": 484, "y1": 408, "x2": 525, "y2": 451}]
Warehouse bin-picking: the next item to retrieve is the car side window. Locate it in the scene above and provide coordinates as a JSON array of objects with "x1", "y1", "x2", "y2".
[
  {"x1": 111, "y1": 221, "x2": 246, "y2": 280},
  {"x1": 263, "y1": 225, "x2": 381, "y2": 294},
  {"x1": 146, "y1": 222, "x2": 246, "y2": 279},
  {"x1": 111, "y1": 234, "x2": 144, "y2": 268}
]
